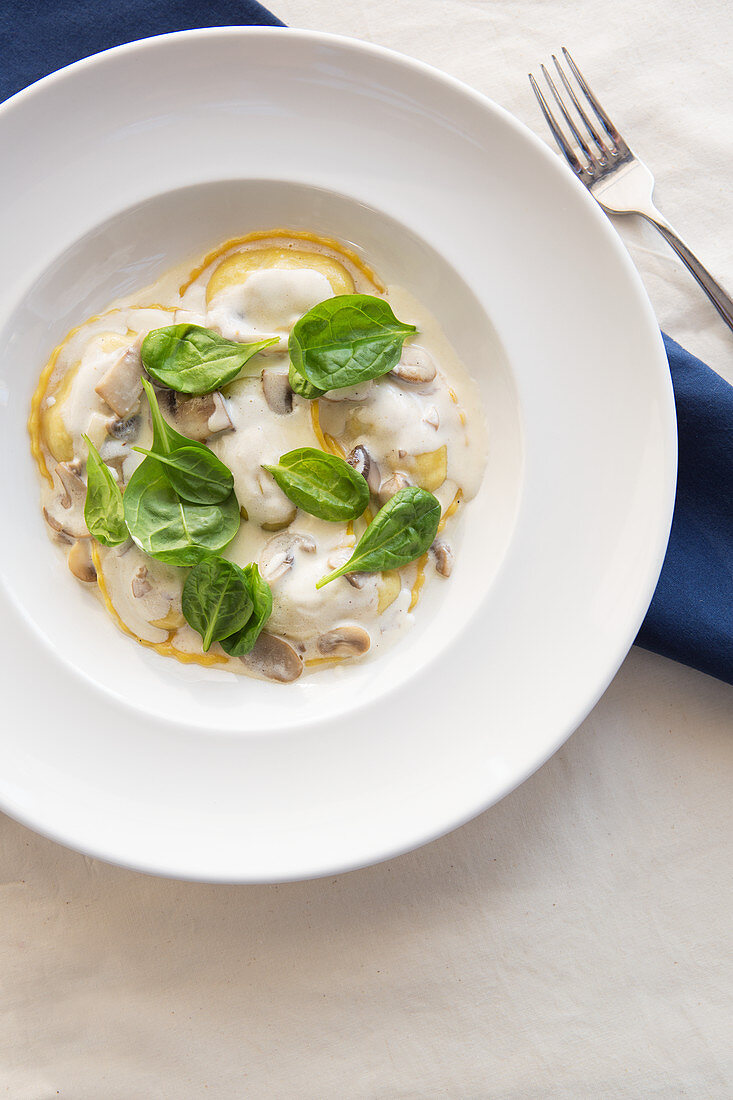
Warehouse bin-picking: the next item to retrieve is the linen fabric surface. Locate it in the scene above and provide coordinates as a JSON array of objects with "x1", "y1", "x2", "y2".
[{"x1": 1, "y1": 2, "x2": 732, "y2": 1098}]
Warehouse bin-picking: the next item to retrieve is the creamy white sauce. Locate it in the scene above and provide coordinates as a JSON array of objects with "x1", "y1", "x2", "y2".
[
  {"x1": 35, "y1": 236, "x2": 488, "y2": 681},
  {"x1": 208, "y1": 267, "x2": 334, "y2": 343}
]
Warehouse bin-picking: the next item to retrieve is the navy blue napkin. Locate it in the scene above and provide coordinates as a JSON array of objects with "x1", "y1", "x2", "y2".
[
  {"x1": 636, "y1": 336, "x2": 732, "y2": 683},
  {"x1": 0, "y1": 1, "x2": 283, "y2": 100},
  {"x1": 2, "y1": 5, "x2": 731, "y2": 684}
]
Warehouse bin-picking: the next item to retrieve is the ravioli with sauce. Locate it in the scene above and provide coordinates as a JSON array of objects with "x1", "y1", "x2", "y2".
[{"x1": 29, "y1": 231, "x2": 487, "y2": 682}]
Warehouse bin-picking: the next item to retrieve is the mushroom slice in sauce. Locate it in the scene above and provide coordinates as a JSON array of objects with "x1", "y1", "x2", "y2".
[
  {"x1": 326, "y1": 545, "x2": 367, "y2": 589},
  {"x1": 208, "y1": 392, "x2": 233, "y2": 434},
  {"x1": 259, "y1": 531, "x2": 317, "y2": 582},
  {"x1": 261, "y1": 369, "x2": 294, "y2": 415},
  {"x1": 159, "y1": 390, "x2": 233, "y2": 441},
  {"x1": 109, "y1": 413, "x2": 142, "y2": 443},
  {"x1": 430, "y1": 539, "x2": 454, "y2": 578},
  {"x1": 67, "y1": 539, "x2": 97, "y2": 582},
  {"x1": 317, "y1": 625, "x2": 371, "y2": 657},
  {"x1": 241, "y1": 633, "x2": 304, "y2": 683},
  {"x1": 390, "y1": 345, "x2": 437, "y2": 384},
  {"x1": 346, "y1": 445, "x2": 381, "y2": 495},
  {"x1": 377, "y1": 472, "x2": 412, "y2": 505},
  {"x1": 43, "y1": 463, "x2": 89, "y2": 539},
  {"x1": 95, "y1": 341, "x2": 143, "y2": 418}
]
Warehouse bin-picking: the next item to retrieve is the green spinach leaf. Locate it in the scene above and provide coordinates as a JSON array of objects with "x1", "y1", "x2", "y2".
[
  {"x1": 123, "y1": 458, "x2": 240, "y2": 566},
  {"x1": 142, "y1": 377, "x2": 194, "y2": 455},
  {"x1": 181, "y1": 557, "x2": 253, "y2": 652},
  {"x1": 82, "y1": 434, "x2": 128, "y2": 546},
  {"x1": 316, "y1": 486, "x2": 440, "y2": 588},
  {"x1": 126, "y1": 379, "x2": 240, "y2": 562},
  {"x1": 133, "y1": 444, "x2": 234, "y2": 505},
  {"x1": 288, "y1": 360, "x2": 326, "y2": 400},
  {"x1": 289, "y1": 294, "x2": 416, "y2": 394},
  {"x1": 262, "y1": 447, "x2": 369, "y2": 522},
  {"x1": 219, "y1": 563, "x2": 273, "y2": 656},
  {"x1": 142, "y1": 324, "x2": 277, "y2": 394}
]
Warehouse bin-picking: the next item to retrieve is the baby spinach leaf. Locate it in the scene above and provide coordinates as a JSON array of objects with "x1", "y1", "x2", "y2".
[
  {"x1": 288, "y1": 360, "x2": 326, "y2": 400},
  {"x1": 142, "y1": 324, "x2": 277, "y2": 394},
  {"x1": 219, "y1": 563, "x2": 273, "y2": 656},
  {"x1": 82, "y1": 434, "x2": 128, "y2": 546},
  {"x1": 289, "y1": 294, "x2": 416, "y2": 393},
  {"x1": 127, "y1": 380, "x2": 240, "y2": 563},
  {"x1": 262, "y1": 447, "x2": 369, "y2": 522},
  {"x1": 133, "y1": 444, "x2": 234, "y2": 505},
  {"x1": 181, "y1": 557, "x2": 253, "y2": 652},
  {"x1": 123, "y1": 458, "x2": 240, "y2": 566},
  {"x1": 316, "y1": 486, "x2": 440, "y2": 588}
]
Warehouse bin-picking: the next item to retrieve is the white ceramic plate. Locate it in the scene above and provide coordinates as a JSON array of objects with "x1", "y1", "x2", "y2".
[{"x1": 0, "y1": 29, "x2": 676, "y2": 881}]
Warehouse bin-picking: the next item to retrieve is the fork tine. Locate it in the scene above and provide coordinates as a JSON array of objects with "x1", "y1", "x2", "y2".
[
  {"x1": 528, "y1": 73, "x2": 584, "y2": 176},
  {"x1": 540, "y1": 63, "x2": 596, "y2": 166},
  {"x1": 561, "y1": 47, "x2": 630, "y2": 154},
  {"x1": 551, "y1": 54, "x2": 609, "y2": 158}
]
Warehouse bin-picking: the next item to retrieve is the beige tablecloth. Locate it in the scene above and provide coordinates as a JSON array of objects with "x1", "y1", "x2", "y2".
[{"x1": 3, "y1": 2, "x2": 732, "y2": 1096}]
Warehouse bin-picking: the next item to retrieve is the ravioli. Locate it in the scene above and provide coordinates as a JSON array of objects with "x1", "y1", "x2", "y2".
[{"x1": 30, "y1": 230, "x2": 487, "y2": 682}]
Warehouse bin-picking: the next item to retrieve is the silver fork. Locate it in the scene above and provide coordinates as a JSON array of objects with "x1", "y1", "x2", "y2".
[{"x1": 529, "y1": 48, "x2": 733, "y2": 333}]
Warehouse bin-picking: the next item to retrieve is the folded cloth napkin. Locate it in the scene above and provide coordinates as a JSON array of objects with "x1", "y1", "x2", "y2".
[
  {"x1": 2, "y1": 4, "x2": 731, "y2": 685},
  {"x1": 0, "y1": 0, "x2": 284, "y2": 100},
  {"x1": 636, "y1": 336, "x2": 733, "y2": 684}
]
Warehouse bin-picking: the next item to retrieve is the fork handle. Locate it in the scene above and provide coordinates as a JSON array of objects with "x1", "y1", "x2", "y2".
[{"x1": 642, "y1": 214, "x2": 733, "y2": 333}]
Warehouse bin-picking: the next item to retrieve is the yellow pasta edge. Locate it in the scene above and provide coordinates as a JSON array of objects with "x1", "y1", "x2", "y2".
[
  {"x1": 179, "y1": 227, "x2": 385, "y2": 296},
  {"x1": 91, "y1": 543, "x2": 226, "y2": 669}
]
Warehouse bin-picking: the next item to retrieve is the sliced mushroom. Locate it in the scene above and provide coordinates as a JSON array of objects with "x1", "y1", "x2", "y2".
[
  {"x1": 240, "y1": 633, "x2": 303, "y2": 683},
  {"x1": 159, "y1": 390, "x2": 233, "y2": 441},
  {"x1": 327, "y1": 546, "x2": 366, "y2": 588},
  {"x1": 67, "y1": 539, "x2": 97, "y2": 583},
  {"x1": 346, "y1": 445, "x2": 381, "y2": 495},
  {"x1": 95, "y1": 341, "x2": 143, "y2": 418},
  {"x1": 430, "y1": 539, "x2": 454, "y2": 578},
  {"x1": 43, "y1": 463, "x2": 89, "y2": 539},
  {"x1": 423, "y1": 406, "x2": 440, "y2": 430},
  {"x1": 317, "y1": 625, "x2": 371, "y2": 657},
  {"x1": 390, "y1": 345, "x2": 436, "y2": 384},
  {"x1": 208, "y1": 392, "x2": 233, "y2": 434},
  {"x1": 109, "y1": 413, "x2": 142, "y2": 443},
  {"x1": 84, "y1": 411, "x2": 113, "y2": 450},
  {"x1": 131, "y1": 565, "x2": 152, "y2": 598},
  {"x1": 262, "y1": 369, "x2": 293, "y2": 415},
  {"x1": 104, "y1": 453, "x2": 128, "y2": 485},
  {"x1": 378, "y1": 472, "x2": 412, "y2": 505},
  {"x1": 259, "y1": 531, "x2": 316, "y2": 582}
]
